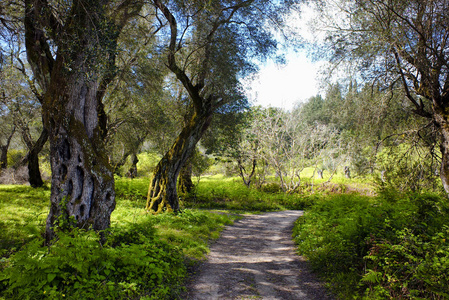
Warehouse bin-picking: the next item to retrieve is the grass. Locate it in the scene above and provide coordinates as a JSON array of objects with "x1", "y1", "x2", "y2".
[
  {"x1": 0, "y1": 171, "x2": 376, "y2": 299},
  {"x1": 183, "y1": 175, "x2": 310, "y2": 211},
  {"x1": 183, "y1": 172, "x2": 374, "y2": 212},
  {"x1": 0, "y1": 185, "x2": 50, "y2": 256},
  {"x1": 0, "y1": 177, "x2": 239, "y2": 299}
]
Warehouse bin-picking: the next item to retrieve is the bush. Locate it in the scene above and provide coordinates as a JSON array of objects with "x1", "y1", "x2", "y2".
[
  {"x1": 0, "y1": 222, "x2": 186, "y2": 300},
  {"x1": 363, "y1": 227, "x2": 449, "y2": 299},
  {"x1": 293, "y1": 192, "x2": 449, "y2": 299},
  {"x1": 0, "y1": 166, "x2": 29, "y2": 185}
]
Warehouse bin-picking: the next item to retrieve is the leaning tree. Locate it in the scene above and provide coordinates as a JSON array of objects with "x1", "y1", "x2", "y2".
[
  {"x1": 146, "y1": 0, "x2": 300, "y2": 212},
  {"x1": 314, "y1": 0, "x2": 449, "y2": 193}
]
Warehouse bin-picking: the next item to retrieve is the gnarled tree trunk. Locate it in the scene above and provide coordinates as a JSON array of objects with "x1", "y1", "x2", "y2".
[
  {"x1": 24, "y1": 0, "x2": 142, "y2": 242},
  {"x1": 44, "y1": 62, "x2": 116, "y2": 241},
  {"x1": 146, "y1": 111, "x2": 212, "y2": 212},
  {"x1": 126, "y1": 153, "x2": 139, "y2": 178}
]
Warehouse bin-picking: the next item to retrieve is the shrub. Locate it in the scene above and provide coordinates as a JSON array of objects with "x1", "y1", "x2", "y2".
[
  {"x1": 0, "y1": 223, "x2": 186, "y2": 300},
  {"x1": 293, "y1": 192, "x2": 449, "y2": 299},
  {"x1": 363, "y1": 227, "x2": 449, "y2": 299},
  {"x1": 0, "y1": 166, "x2": 29, "y2": 185}
]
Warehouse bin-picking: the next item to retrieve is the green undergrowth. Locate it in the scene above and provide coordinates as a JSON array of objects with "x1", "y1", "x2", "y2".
[
  {"x1": 183, "y1": 175, "x2": 317, "y2": 211},
  {"x1": 0, "y1": 185, "x2": 50, "y2": 257},
  {"x1": 293, "y1": 191, "x2": 449, "y2": 299},
  {"x1": 0, "y1": 178, "x2": 237, "y2": 299}
]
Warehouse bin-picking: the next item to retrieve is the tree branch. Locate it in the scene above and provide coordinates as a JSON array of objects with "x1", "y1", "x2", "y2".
[
  {"x1": 24, "y1": 0, "x2": 55, "y2": 92},
  {"x1": 393, "y1": 48, "x2": 432, "y2": 119}
]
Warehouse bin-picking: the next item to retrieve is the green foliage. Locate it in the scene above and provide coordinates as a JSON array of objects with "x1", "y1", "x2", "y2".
[
  {"x1": 293, "y1": 192, "x2": 449, "y2": 299},
  {"x1": 363, "y1": 227, "x2": 449, "y2": 299},
  {"x1": 136, "y1": 152, "x2": 162, "y2": 176},
  {"x1": 376, "y1": 143, "x2": 442, "y2": 193},
  {"x1": 6, "y1": 149, "x2": 27, "y2": 169},
  {"x1": 149, "y1": 209, "x2": 235, "y2": 259},
  {"x1": 1, "y1": 224, "x2": 186, "y2": 299},
  {"x1": 184, "y1": 175, "x2": 314, "y2": 211},
  {"x1": 114, "y1": 176, "x2": 148, "y2": 202},
  {"x1": 0, "y1": 180, "x2": 237, "y2": 299},
  {"x1": 293, "y1": 194, "x2": 380, "y2": 296}
]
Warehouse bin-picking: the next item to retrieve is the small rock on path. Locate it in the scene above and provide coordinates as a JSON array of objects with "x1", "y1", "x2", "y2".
[{"x1": 184, "y1": 210, "x2": 334, "y2": 300}]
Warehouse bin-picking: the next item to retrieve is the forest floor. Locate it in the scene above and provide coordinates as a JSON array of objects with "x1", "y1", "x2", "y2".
[{"x1": 183, "y1": 210, "x2": 335, "y2": 300}]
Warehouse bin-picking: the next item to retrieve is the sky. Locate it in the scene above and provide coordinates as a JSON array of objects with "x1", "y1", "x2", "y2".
[
  {"x1": 243, "y1": 4, "x2": 325, "y2": 111},
  {"x1": 243, "y1": 52, "x2": 324, "y2": 111}
]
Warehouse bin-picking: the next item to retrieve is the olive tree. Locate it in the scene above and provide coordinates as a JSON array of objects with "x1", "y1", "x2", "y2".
[
  {"x1": 146, "y1": 0, "x2": 299, "y2": 212},
  {"x1": 253, "y1": 107, "x2": 339, "y2": 192},
  {"x1": 313, "y1": 0, "x2": 449, "y2": 194},
  {"x1": 19, "y1": 0, "x2": 143, "y2": 241}
]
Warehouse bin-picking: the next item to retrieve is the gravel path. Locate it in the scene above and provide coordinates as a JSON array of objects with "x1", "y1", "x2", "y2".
[{"x1": 184, "y1": 210, "x2": 334, "y2": 300}]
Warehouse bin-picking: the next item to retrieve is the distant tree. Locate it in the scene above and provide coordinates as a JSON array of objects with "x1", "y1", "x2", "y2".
[
  {"x1": 314, "y1": 0, "x2": 449, "y2": 194},
  {"x1": 0, "y1": 106, "x2": 15, "y2": 170},
  {"x1": 103, "y1": 14, "x2": 174, "y2": 177},
  {"x1": 202, "y1": 109, "x2": 260, "y2": 187},
  {"x1": 0, "y1": 58, "x2": 16, "y2": 170},
  {"x1": 254, "y1": 107, "x2": 339, "y2": 192}
]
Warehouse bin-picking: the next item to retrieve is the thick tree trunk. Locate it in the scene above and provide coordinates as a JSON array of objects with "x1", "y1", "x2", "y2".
[
  {"x1": 43, "y1": 65, "x2": 116, "y2": 241},
  {"x1": 178, "y1": 162, "x2": 194, "y2": 194},
  {"x1": 34, "y1": 6, "x2": 118, "y2": 243},
  {"x1": 27, "y1": 128, "x2": 48, "y2": 187},
  {"x1": 146, "y1": 112, "x2": 212, "y2": 212},
  {"x1": 24, "y1": 0, "x2": 142, "y2": 243}
]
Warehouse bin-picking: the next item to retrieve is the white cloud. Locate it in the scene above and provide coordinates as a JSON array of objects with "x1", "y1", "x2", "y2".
[
  {"x1": 244, "y1": 52, "x2": 324, "y2": 111},
  {"x1": 243, "y1": 4, "x2": 325, "y2": 111}
]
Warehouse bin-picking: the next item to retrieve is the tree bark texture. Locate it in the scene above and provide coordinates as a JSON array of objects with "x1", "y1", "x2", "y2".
[
  {"x1": 146, "y1": 112, "x2": 212, "y2": 212},
  {"x1": 178, "y1": 162, "x2": 194, "y2": 194},
  {"x1": 24, "y1": 0, "x2": 141, "y2": 241},
  {"x1": 43, "y1": 62, "x2": 116, "y2": 241}
]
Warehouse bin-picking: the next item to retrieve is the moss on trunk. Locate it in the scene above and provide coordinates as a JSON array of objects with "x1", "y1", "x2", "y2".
[
  {"x1": 178, "y1": 162, "x2": 194, "y2": 194},
  {"x1": 146, "y1": 112, "x2": 212, "y2": 213}
]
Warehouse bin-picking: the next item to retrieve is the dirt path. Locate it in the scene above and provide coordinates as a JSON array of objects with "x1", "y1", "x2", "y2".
[{"x1": 184, "y1": 210, "x2": 334, "y2": 300}]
